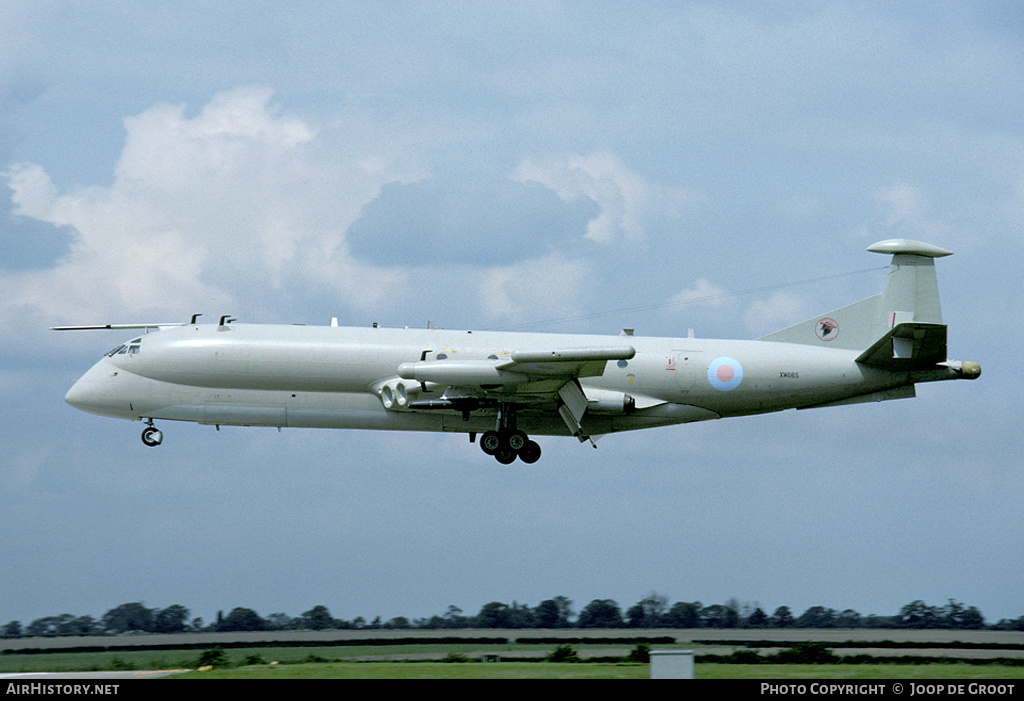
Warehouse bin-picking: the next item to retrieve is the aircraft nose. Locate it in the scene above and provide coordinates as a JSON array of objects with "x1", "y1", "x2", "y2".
[
  {"x1": 63, "y1": 361, "x2": 136, "y2": 419},
  {"x1": 65, "y1": 375, "x2": 108, "y2": 414},
  {"x1": 64, "y1": 377, "x2": 94, "y2": 411}
]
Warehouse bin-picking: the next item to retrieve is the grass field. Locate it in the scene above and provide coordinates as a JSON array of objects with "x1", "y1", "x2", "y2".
[
  {"x1": 4, "y1": 647, "x2": 1024, "y2": 680},
  {"x1": 170, "y1": 662, "x2": 1024, "y2": 680},
  {"x1": 4, "y1": 630, "x2": 1024, "y2": 680}
]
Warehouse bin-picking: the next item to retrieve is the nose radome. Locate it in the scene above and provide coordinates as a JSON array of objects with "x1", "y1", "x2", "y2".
[
  {"x1": 64, "y1": 379, "x2": 85, "y2": 409},
  {"x1": 63, "y1": 361, "x2": 127, "y2": 418},
  {"x1": 64, "y1": 376, "x2": 103, "y2": 413}
]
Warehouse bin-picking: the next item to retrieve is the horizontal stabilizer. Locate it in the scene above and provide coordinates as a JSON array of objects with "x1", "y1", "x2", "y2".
[{"x1": 855, "y1": 322, "x2": 946, "y2": 369}]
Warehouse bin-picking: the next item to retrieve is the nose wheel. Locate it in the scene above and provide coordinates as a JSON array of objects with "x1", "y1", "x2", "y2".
[{"x1": 141, "y1": 422, "x2": 163, "y2": 447}]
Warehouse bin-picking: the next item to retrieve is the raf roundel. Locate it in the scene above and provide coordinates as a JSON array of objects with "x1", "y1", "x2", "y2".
[{"x1": 708, "y1": 357, "x2": 743, "y2": 391}]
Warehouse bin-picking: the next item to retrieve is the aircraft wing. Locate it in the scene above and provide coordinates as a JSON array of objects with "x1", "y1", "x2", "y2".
[
  {"x1": 394, "y1": 346, "x2": 635, "y2": 439},
  {"x1": 396, "y1": 346, "x2": 635, "y2": 388}
]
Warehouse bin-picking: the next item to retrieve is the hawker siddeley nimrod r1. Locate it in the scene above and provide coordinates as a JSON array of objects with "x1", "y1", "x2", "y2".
[{"x1": 55, "y1": 239, "x2": 980, "y2": 464}]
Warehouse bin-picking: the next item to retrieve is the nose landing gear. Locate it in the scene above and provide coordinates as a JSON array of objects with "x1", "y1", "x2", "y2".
[{"x1": 141, "y1": 420, "x2": 163, "y2": 447}]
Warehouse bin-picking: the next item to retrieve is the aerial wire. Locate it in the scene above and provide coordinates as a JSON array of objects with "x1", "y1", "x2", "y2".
[{"x1": 486, "y1": 265, "x2": 888, "y2": 331}]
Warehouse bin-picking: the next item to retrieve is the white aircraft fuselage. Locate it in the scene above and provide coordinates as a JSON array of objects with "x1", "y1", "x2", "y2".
[{"x1": 58, "y1": 239, "x2": 981, "y2": 463}]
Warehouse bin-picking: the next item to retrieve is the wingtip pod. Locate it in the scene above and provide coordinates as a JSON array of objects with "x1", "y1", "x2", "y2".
[{"x1": 867, "y1": 239, "x2": 953, "y2": 258}]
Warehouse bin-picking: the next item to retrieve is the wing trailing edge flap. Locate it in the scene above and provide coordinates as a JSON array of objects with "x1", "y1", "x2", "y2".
[
  {"x1": 558, "y1": 379, "x2": 608, "y2": 447},
  {"x1": 855, "y1": 322, "x2": 947, "y2": 369},
  {"x1": 557, "y1": 379, "x2": 589, "y2": 438}
]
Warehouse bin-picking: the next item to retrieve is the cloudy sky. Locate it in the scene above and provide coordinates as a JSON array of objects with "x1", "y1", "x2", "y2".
[{"x1": 2, "y1": 1, "x2": 1021, "y2": 628}]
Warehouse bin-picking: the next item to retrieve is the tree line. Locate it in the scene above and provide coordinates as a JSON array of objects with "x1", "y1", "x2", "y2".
[{"x1": 4, "y1": 596, "x2": 1023, "y2": 637}]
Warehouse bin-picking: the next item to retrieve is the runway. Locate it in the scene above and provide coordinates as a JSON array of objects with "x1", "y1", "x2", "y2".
[{"x1": 1, "y1": 669, "x2": 189, "y2": 680}]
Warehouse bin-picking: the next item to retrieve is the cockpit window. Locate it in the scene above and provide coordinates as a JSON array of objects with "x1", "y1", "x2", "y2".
[{"x1": 105, "y1": 338, "x2": 142, "y2": 357}]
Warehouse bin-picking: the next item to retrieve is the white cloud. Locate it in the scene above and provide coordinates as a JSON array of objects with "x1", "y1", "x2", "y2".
[
  {"x1": 874, "y1": 181, "x2": 951, "y2": 243},
  {"x1": 5, "y1": 162, "x2": 56, "y2": 217},
  {"x1": 664, "y1": 279, "x2": 811, "y2": 338},
  {"x1": 666, "y1": 278, "x2": 733, "y2": 311},
  {"x1": 4, "y1": 89, "x2": 662, "y2": 336},
  {"x1": 116, "y1": 86, "x2": 317, "y2": 189},
  {"x1": 877, "y1": 181, "x2": 927, "y2": 227},
  {"x1": 3, "y1": 160, "x2": 217, "y2": 321},
  {"x1": 0, "y1": 87, "x2": 430, "y2": 329},
  {"x1": 742, "y1": 291, "x2": 809, "y2": 338},
  {"x1": 513, "y1": 152, "x2": 701, "y2": 245},
  {"x1": 476, "y1": 253, "x2": 591, "y2": 325}
]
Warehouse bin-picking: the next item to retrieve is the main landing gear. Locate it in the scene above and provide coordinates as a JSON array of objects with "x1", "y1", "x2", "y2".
[
  {"x1": 479, "y1": 429, "x2": 542, "y2": 464},
  {"x1": 477, "y1": 404, "x2": 541, "y2": 464},
  {"x1": 141, "y1": 420, "x2": 163, "y2": 447}
]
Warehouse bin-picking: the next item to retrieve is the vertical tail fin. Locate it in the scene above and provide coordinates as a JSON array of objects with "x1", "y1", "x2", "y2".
[
  {"x1": 759, "y1": 239, "x2": 953, "y2": 352},
  {"x1": 867, "y1": 238, "x2": 949, "y2": 326}
]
